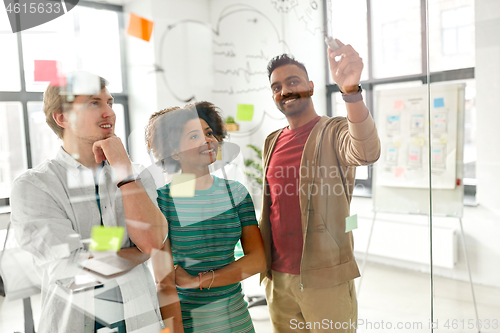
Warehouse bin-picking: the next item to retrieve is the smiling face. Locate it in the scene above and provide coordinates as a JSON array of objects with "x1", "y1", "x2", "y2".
[
  {"x1": 61, "y1": 88, "x2": 116, "y2": 146},
  {"x1": 173, "y1": 118, "x2": 219, "y2": 171},
  {"x1": 270, "y1": 64, "x2": 314, "y2": 117}
]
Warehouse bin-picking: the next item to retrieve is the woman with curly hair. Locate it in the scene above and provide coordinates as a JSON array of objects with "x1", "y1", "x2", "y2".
[{"x1": 146, "y1": 101, "x2": 265, "y2": 333}]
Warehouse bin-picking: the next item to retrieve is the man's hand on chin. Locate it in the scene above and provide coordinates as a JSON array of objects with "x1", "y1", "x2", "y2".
[{"x1": 92, "y1": 135, "x2": 133, "y2": 181}]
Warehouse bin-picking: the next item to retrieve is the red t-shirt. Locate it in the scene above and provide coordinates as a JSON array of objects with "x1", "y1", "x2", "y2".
[{"x1": 266, "y1": 116, "x2": 321, "y2": 274}]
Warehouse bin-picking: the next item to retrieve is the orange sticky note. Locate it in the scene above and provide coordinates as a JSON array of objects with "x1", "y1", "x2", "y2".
[
  {"x1": 159, "y1": 328, "x2": 170, "y2": 333},
  {"x1": 34, "y1": 60, "x2": 66, "y2": 86},
  {"x1": 127, "y1": 13, "x2": 154, "y2": 42}
]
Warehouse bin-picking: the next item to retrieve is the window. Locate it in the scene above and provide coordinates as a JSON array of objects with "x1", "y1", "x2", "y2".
[
  {"x1": 0, "y1": 2, "x2": 129, "y2": 202},
  {"x1": 0, "y1": 10, "x2": 21, "y2": 91},
  {"x1": 328, "y1": 0, "x2": 476, "y2": 197},
  {"x1": 329, "y1": 0, "x2": 369, "y2": 82},
  {"x1": 441, "y1": 7, "x2": 474, "y2": 55},
  {"x1": 371, "y1": 0, "x2": 422, "y2": 78},
  {"x1": 0, "y1": 103, "x2": 27, "y2": 199}
]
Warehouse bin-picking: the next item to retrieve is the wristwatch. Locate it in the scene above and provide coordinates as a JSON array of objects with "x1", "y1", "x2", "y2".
[{"x1": 341, "y1": 85, "x2": 363, "y2": 103}]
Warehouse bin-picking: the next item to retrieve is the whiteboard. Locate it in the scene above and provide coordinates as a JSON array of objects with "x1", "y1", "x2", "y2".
[{"x1": 373, "y1": 84, "x2": 465, "y2": 217}]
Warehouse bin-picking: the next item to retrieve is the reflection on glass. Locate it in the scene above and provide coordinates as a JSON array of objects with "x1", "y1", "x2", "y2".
[
  {"x1": 371, "y1": 0, "x2": 422, "y2": 78},
  {"x1": 429, "y1": 0, "x2": 475, "y2": 72},
  {"x1": 27, "y1": 102, "x2": 61, "y2": 167},
  {"x1": 0, "y1": 103, "x2": 27, "y2": 198}
]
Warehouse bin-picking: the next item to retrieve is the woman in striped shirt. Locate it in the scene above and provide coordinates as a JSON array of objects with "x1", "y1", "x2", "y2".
[{"x1": 146, "y1": 101, "x2": 266, "y2": 333}]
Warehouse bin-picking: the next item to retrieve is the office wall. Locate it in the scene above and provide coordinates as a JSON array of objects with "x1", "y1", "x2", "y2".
[{"x1": 124, "y1": 0, "x2": 327, "y2": 166}]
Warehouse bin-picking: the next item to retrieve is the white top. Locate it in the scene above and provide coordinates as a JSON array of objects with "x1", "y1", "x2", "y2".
[{"x1": 10, "y1": 147, "x2": 162, "y2": 333}]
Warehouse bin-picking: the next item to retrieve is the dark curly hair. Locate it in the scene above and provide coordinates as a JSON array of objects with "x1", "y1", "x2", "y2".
[
  {"x1": 267, "y1": 54, "x2": 309, "y2": 81},
  {"x1": 145, "y1": 101, "x2": 227, "y2": 173}
]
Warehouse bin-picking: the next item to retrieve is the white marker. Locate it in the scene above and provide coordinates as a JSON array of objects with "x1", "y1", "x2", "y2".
[{"x1": 325, "y1": 36, "x2": 340, "y2": 51}]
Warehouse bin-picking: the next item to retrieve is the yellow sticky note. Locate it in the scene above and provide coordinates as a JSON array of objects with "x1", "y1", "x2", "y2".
[
  {"x1": 236, "y1": 104, "x2": 254, "y2": 121},
  {"x1": 127, "y1": 13, "x2": 154, "y2": 42},
  {"x1": 345, "y1": 215, "x2": 358, "y2": 233},
  {"x1": 90, "y1": 226, "x2": 125, "y2": 252},
  {"x1": 440, "y1": 137, "x2": 448, "y2": 144},
  {"x1": 170, "y1": 173, "x2": 196, "y2": 197},
  {"x1": 394, "y1": 141, "x2": 402, "y2": 147},
  {"x1": 216, "y1": 146, "x2": 222, "y2": 161},
  {"x1": 413, "y1": 137, "x2": 425, "y2": 146}
]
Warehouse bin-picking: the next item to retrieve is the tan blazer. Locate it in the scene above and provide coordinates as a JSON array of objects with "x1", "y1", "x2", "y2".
[{"x1": 259, "y1": 115, "x2": 381, "y2": 289}]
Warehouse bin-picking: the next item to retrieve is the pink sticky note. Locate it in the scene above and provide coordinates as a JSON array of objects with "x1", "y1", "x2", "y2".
[
  {"x1": 395, "y1": 167, "x2": 405, "y2": 178},
  {"x1": 34, "y1": 60, "x2": 66, "y2": 86},
  {"x1": 410, "y1": 155, "x2": 418, "y2": 161},
  {"x1": 394, "y1": 100, "x2": 405, "y2": 110}
]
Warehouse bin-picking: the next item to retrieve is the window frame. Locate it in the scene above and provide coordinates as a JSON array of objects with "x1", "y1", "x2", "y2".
[
  {"x1": 324, "y1": 0, "x2": 475, "y2": 199},
  {"x1": 0, "y1": 1, "x2": 130, "y2": 205}
]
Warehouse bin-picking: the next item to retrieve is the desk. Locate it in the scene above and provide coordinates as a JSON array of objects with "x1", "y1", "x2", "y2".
[{"x1": 52, "y1": 247, "x2": 162, "y2": 332}]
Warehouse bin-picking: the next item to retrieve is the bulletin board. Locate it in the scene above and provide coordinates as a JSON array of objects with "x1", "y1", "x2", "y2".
[{"x1": 373, "y1": 84, "x2": 465, "y2": 217}]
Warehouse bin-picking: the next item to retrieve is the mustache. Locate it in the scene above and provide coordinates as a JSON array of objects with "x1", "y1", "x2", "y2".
[{"x1": 281, "y1": 93, "x2": 301, "y2": 103}]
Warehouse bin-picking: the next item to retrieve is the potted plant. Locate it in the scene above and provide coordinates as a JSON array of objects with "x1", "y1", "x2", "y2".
[
  {"x1": 244, "y1": 144, "x2": 263, "y2": 194},
  {"x1": 225, "y1": 116, "x2": 239, "y2": 132}
]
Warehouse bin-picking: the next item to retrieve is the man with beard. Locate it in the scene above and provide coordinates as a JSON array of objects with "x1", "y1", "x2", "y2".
[
  {"x1": 260, "y1": 40, "x2": 381, "y2": 332},
  {"x1": 10, "y1": 73, "x2": 182, "y2": 332}
]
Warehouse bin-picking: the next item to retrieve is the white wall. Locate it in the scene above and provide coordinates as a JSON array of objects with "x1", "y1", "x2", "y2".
[{"x1": 124, "y1": 0, "x2": 328, "y2": 167}]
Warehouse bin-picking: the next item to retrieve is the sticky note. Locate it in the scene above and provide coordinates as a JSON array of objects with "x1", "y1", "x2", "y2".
[
  {"x1": 34, "y1": 60, "x2": 66, "y2": 86},
  {"x1": 410, "y1": 154, "x2": 419, "y2": 161},
  {"x1": 170, "y1": 173, "x2": 196, "y2": 197},
  {"x1": 236, "y1": 104, "x2": 254, "y2": 121},
  {"x1": 433, "y1": 149, "x2": 444, "y2": 163},
  {"x1": 127, "y1": 13, "x2": 154, "y2": 42},
  {"x1": 394, "y1": 100, "x2": 405, "y2": 110},
  {"x1": 395, "y1": 167, "x2": 405, "y2": 178},
  {"x1": 394, "y1": 141, "x2": 401, "y2": 147},
  {"x1": 345, "y1": 214, "x2": 358, "y2": 233},
  {"x1": 160, "y1": 328, "x2": 170, "y2": 333},
  {"x1": 440, "y1": 137, "x2": 448, "y2": 144},
  {"x1": 434, "y1": 97, "x2": 445, "y2": 108},
  {"x1": 413, "y1": 137, "x2": 425, "y2": 146},
  {"x1": 90, "y1": 226, "x2": 125, "y2": 252},
  {"x1": 216, "y1": 146, "x2": 222, "y2": 160}
]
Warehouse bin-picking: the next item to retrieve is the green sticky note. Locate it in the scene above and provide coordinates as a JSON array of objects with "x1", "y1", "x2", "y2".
[
  {"x1": 90, "y1": 226, "x2": 125, "y2": 252},
  {"x1": 236, "y1": 104, "x2": 254, "y2": 121},
  {"x1": 170, "y1": 173, "x2": 196, "y2": 197},
  {"x1": 345, "y1": 214, "x2": 358, "y2": 233}
]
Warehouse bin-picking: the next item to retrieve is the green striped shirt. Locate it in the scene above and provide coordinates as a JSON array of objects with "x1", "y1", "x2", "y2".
[{"x1": 157, "y1": 176, "x2": 257, "y2": 333}]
